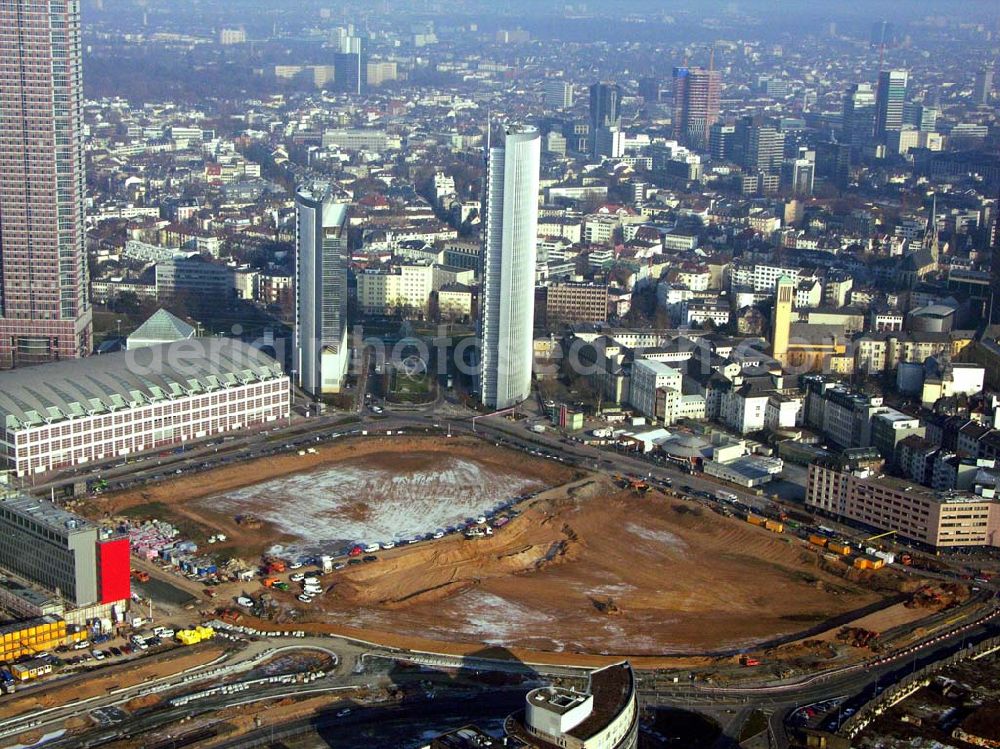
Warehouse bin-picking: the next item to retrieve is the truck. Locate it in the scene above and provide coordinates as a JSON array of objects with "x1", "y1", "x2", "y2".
[
  {"x1": 530, "y1": 424, "x2": 546, "y2": 434},
  {"x1": 716, "y1": 490, "x2": 738, "y2": 503}
]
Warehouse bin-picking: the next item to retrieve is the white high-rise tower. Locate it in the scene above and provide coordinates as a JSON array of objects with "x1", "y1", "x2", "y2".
[
  {"x1": 295, "y1": 188, "x2": 350, "y2": 397},
  {"x1": 479, "y1": 124, "x2": 541, "y2": 409}
]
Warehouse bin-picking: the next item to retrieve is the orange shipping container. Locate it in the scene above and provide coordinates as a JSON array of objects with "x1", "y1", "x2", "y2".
[
  {"x1": 828, "y1": 542, "x2": 852, "y2": 556},
  {"x1": 809, "y1": 534, "x2": 829, "y2": 547},
  {"x1": 747, "y1": 514, "x2": 765, "y2": 526},
  {"x1": 765, "y1": 520, "x2": 784, "y2": 533}
]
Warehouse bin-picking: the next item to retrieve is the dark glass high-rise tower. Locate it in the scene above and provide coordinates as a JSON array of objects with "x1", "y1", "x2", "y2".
[{"x1": 0, "y1": 0, "x2": 92, "y2": 367}]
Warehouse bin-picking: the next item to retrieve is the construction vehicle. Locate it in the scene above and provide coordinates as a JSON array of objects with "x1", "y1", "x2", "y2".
[
  {"x1": 133, "y1": 570, "x2": 151, "y2": 583},
  {"x1": 262, "y1": 577, "x2": 279, "y2": 588},
  {"x1": 628, "y1": 479, "x2": 652, "y2": 494}
]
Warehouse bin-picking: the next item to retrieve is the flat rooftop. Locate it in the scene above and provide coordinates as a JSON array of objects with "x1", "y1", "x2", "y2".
[
  {"x1": 507, "y1": 663, "x2": 635, "y2": 746},
  {"x1": 0, "y1": 495, "x2": 93, "y2": 535}
]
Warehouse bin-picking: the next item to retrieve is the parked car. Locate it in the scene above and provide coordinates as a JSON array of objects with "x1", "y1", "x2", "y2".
[
  {"x1": 363, "y1": 555, "x2": 378, "y2": 563},
  {"x1": 297, "y1": 594, "x2": 313, "y2": 603}
]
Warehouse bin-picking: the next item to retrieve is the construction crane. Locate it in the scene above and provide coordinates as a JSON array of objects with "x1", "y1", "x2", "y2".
[{"x1": 864, "y1": 530, "x2": 897, "y2": 544}]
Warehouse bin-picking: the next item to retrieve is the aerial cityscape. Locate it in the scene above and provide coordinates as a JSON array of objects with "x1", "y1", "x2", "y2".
[{"x1": 0, "y1": 0, "x2": 999, "y2": 747}]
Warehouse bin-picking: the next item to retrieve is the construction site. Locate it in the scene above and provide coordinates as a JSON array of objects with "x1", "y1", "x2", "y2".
[{"x1": 84, "y1": 434, "x2": 967, "y2": 658}]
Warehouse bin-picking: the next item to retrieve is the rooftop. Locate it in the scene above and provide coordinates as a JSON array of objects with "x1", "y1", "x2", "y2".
[
  {"x1": 127, "y1": 308, "x2": 195, "y2": 346},
  {"x1": 0, "y1": 495, "x2": 94, "y2": 535},
  {"x1": 0, "y1": 338, "x2": 284, "y2": 431}
]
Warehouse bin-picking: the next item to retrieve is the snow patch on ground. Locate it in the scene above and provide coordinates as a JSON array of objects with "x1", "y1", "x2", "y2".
[
  {"x1": 444, "y1": 590, "x2": 555, "y2": 644},
  {"x1": 198, "y1": 456, "x2": 543, "y2": 557},
  {"x1": 625, "y1": 522, "x2": 688, "y2": 554}
]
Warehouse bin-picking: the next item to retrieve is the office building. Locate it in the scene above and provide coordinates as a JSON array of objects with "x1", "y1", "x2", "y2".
[
  {"x1": 479, "y1": 125, "x2": 541, "y2": 409},
  {"x1": 630, "y1": 359, "x2": 682, "y2": 424},
  {"x1": 155, "y1": 256, "x2": 235, "y2": 303},
  {"x1": 842, "y1": 83, "x2": 877, "y2": 152},
  {"x1": 746, "y1": 124, "x2": 785, "y2": 174},
  {"x1": 332, "y1": 33, "x2": 365, "y2": 94},
  {"x1": 544, "y1": 79, "x2": 574, "y2": 110},
  {"x1": 0, "y1": 0, "x2": 92, "y2": 367},
  {"x1": 366, "y1": 61, "x2": 398, "y2": 87},
  {"x1": 806, "y1": 457, "x2": 1000, "y2": 548},
  {"x1": 219, "y1": 28, "x2": 246, "y2": 45},
  {"x1": 875, "y1": 70, "x2": 908, "y2": 139},
  {"x1": 709, "y1": 122, "x2": 736, "y2": 161},
  {"x1": 543, "y1": 282, "x2": 609, "y2": 326},
  {"x1": 0, "y1": 339, "x2": 289, "y2": 477},
  {"x1": 672, "y1": 65, "x2": 721, "y2": 148},
  {"x1": 589, "y1": 83, "x2": 622, "y2": 158},
  {"x1": 295, "y1": 189, "x2": 350, "y2": 396},
  {"x1": 903, "y1": 102, "x2": 938, "y2": 132},
  {"x1": 0, "y1": 495, "x2": 130, "y2": 606},
  {"x1": 322, "y1": 129, "x2": 389, "y2": 151},
  {"x1": 974, "y1": 68, "x2": 994, "y2": 106},
  {"x1": 816, "y1": 141, "x2": 851, "y2": 188},
  {"x1": 785, "y1": 158, "x2": 815, "y2": 196}
]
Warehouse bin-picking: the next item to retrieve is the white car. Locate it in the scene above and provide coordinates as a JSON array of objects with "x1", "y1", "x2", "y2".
[
  {"x1": 297, "y1": 594, "x2": 313, "y2": 603},
  {"x1": 381, "y1": 541, "x2": 395, "y2": 550},
  {"x1": 289, "y1": 562, "x2": 303, "y2": 570},
  {"x1": 92, "y1": 650, "x2": 106, "y2": 661},
  {"x1": 476, "y1": 516, "x2": 487, "y2": 524},
  {"x1": 363, "y1": 543, "x2": 380, "y2": 553},
  {"x1": 290, "y1": 573, "x2": 305, "y2": 582}
]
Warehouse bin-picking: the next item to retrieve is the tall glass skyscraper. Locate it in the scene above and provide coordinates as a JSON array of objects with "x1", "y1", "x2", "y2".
[
  {"x1": 875, "y1": 70, "x2": 908, "y2": 138},
  {"x1": 588, "y1": 82, "x2": 621, "y2": 158},
  {"x1": 479, "y1": 125, "x2": 541, "y2": 410},
  {"x1": 0, "y1": 0, "x2": 92, "y2": 367},
  {"x1": 295, "y1": 189, "x2": 350, "y2": 397}
]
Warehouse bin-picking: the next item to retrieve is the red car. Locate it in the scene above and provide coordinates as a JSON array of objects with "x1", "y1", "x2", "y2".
[{"x1": 348, "y1": 545, "x2": 363, "y2": 557}]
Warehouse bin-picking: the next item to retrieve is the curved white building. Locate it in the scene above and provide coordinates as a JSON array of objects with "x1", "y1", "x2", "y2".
[
  {"x1": 479, "y1": 124, "x2": 541, "y2": 409},
  {"x1": 507, "y1": 662, "x2": 639, "y2": 749}
]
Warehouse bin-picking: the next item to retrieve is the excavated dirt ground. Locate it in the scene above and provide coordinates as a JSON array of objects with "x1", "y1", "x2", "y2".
[
  {"x1": 91, "y1": 436, "x2": 903, "y2": 655},
  {"x1": 290, "y1": 476, "x2": 893, "y2": 655}
]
